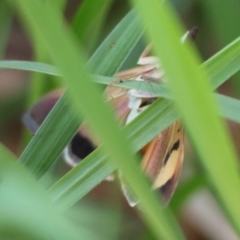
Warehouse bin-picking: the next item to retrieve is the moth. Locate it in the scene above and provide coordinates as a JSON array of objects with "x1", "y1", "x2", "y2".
[{"x1": 23, "y1": 27, "x2": 198, "y2": 206}]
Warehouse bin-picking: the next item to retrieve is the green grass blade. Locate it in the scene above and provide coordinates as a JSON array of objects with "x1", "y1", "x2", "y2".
[
  {"x1": 12, "y1": 0, "x2": 240, "y2": 238},
  {"x1": 88, "y1": 9, "x2": 143, "y2": 76},
  {"x1": 16, "y1": 1, "x2": 184, "y2": 239},
  {"x1": 48, "y1": 98, "x2": 178, "y2": 209},
  {"x1": 1, "y1": 64, "x2": 240, "y2": 127},
  {"x1": 202, "y1": 36, "x2": 240, "y2": 89},
  {"x1": 19, "y1": 7, "x2": 144, "y2": 177},
  {"x1": 0, "y1": 144, "x2": 97, "y2": 240},
  {"x1": 2, "y1": 35, "x2": 240, "y2": 86},
  {"x1": 19, "y1": 94, "x2": 81, "y2": 177},
  {"x1": 131, "y1": 0, "x2": 240, "y2": 235},
  {"x1": 72, "y1": 0, "x2": 113, "y2": 53},
  {"x1": 216, "y1": 94, "x2": 240, "y2": 123},
  {"x1": 6, "y1": 1, "x2": 240, "y2": 218},
  {"x1": 0, "y1": 60, "x2": 60, "y2": 75},
  {"x1": 2, "y1": 35, "x2": 240, "y2": 127}
]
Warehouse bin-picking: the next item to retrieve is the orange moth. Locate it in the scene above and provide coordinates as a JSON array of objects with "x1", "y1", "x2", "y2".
[{"x1": 23, "y1": 27, "x2": 198, "y2": 206}]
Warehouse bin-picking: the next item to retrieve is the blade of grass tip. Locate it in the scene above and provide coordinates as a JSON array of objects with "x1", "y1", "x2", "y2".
[
  {"x1": 16, "y1": 1, "x2": 185, "y2": 240},
  {"x1": 0, "y1": 60, "x2": 60, "y2": 75},
  {"x1": 19, "y1": 7, "x2": 144, "y2": 178},
  {"x1": 0, "y1": 144, "x2": 97, "y2": 240},
  {"x1": 72, "y1": 0, "x2": 113, "y2": 54},
  {"x1": 131, "y1": 0, "x2": 240, "y2": 235},
  {"x1": 216, "y1": 94, "x2": 240, "y2": 123}
]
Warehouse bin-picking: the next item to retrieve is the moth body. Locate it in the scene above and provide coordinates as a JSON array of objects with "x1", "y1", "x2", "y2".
[{"x1": 23, "y1": 27, "x2": 198, "y2": 207}]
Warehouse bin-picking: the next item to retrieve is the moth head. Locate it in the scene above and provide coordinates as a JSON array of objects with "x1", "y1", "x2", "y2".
[{"x1": 181, "y1": 26, "x2": 199, "y2": 43}]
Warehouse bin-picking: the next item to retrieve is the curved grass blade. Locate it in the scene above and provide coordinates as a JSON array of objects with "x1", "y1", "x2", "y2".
[{"x1": 131, "y1": 0, "x2": 240, "y2": 235}]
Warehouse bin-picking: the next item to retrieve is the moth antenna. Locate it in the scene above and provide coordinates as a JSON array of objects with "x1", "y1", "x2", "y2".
[
  {"x1": 140, "y1": 44, "x2": 152, "y2": 58},
  {"x1": 181, "y1": 26, "x2": 199, "y2": 43},
  {"x1": 188, "y1": 26, "x2": 199, "y2": 41}
]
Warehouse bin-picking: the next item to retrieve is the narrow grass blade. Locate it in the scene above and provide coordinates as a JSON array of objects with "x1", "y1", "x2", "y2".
[
  {"x1": 19, "y1": 94, "x2": 81, "y2": 177},
  {"x1": 216, "y1": 94, "x2": 240, "y2": 123},
  {"x1": 88, "y1": 9, "x2": 143, "y2": 76},
  {"x1": 202, "y1": 36, "x2": 240, "y2": 89},
  {"x1": 131, "y1": 0, "x2": 240, "y2": 235},
  {"x1": 72, "y1": 0, "x2": 113, "y2": 53},
  {"x1": 0, "y1": 60, "x2": 60, "y2": 75}
]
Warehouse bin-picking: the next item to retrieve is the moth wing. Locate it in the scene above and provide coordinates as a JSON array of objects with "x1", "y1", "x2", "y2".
[
  {"x1": 22, "y1": 89, "x2": 64, "y2": 133},
  {"x1": 103, "y1": 85, "x2": 131, "y2": 122},
  {"x1": 23, "y1": 85, "x2": 132, "y2": 172},
  {"x1": 141, "y1": 120, "x2": 184, "y2": 202},
  {"x1": 66, "y1": 86, "x2": 132, "y2": 167}
]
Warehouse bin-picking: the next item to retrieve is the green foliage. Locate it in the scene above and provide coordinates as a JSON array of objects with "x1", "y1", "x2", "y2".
[{"x1": 0, "y1": 0, "x2": 240, "y2": 239}]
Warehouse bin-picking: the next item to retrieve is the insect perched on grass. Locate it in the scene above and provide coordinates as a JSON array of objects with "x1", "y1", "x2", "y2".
[{"x1": 23, "y1": 27, "x2": 198, "y2": 206}]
